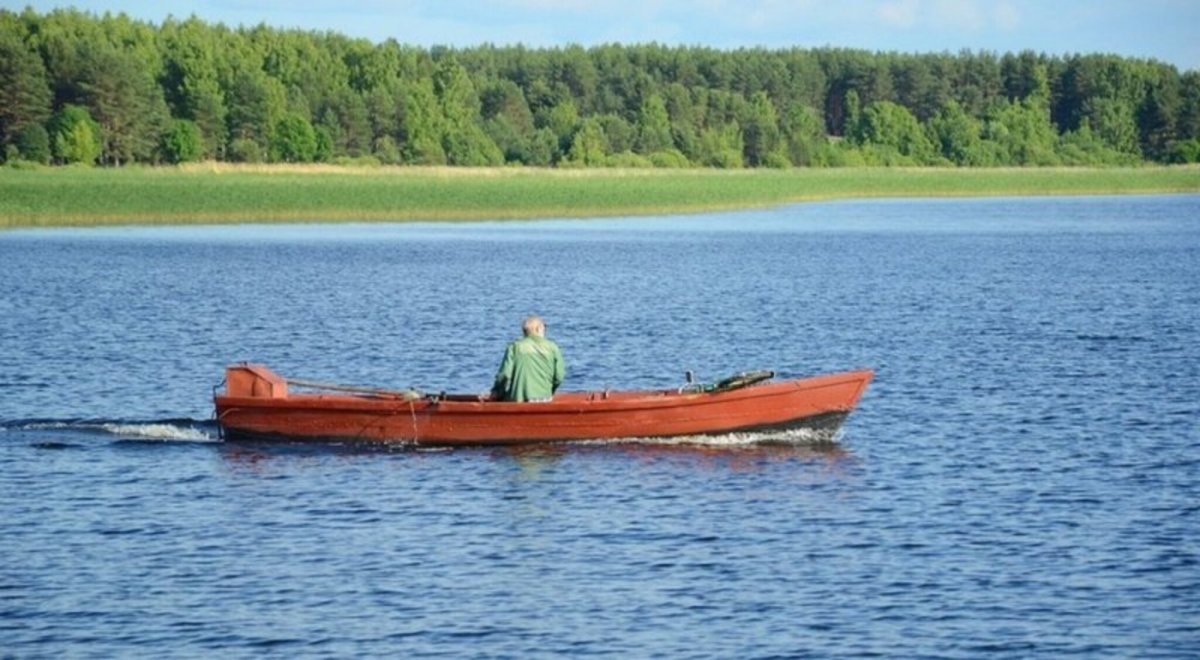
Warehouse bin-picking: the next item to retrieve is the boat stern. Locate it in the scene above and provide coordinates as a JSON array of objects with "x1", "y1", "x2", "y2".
[{"x1": 223, "y1": 363, "x2": 289, "y2": 399}]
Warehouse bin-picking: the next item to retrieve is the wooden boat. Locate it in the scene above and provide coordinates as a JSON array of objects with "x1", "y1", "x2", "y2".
[{"x1": 213, "y1": 363, "x2": 873, "y2": 447}]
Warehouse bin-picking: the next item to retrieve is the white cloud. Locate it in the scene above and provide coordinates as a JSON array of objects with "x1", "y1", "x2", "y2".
[
  {"x1": 493, "y1": 0, "x2": 605, "y2": 11},
  {"x1": 993, "y1": 1, "x2": 1020, "y2": 30},
  {"x1": 878, "y1": 0, "x2": 920, "y2": 29},
  {"x1": 930, "y1": 0, "x2": 986, "y2": 31},
  {"x1": 872, "y1": 0, "x2": 1020, "y2": 34}
]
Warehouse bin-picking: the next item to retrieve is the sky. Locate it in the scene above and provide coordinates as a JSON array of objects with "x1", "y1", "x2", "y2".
[{"x1": 4, "y1": 0, "x2": 1198, "y2": 71}]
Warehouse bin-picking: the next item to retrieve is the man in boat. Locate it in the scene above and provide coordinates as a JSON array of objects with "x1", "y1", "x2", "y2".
[{"x1": 491, "y1": 315, "x2": 565, "y2": 402}]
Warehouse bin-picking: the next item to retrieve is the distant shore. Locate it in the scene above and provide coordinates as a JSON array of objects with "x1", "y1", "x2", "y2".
[{"x1": 2, "y1": 164, "x2": 1198, "y2": 229}]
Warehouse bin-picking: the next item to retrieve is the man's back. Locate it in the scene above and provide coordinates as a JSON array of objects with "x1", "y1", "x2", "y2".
[{"x1": 493, "y1": 335, "x2": 564, "y2": 402}]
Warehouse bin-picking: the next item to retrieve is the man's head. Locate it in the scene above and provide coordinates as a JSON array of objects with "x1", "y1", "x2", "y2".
[{"x1": 522, "y1": 315, "x2": 545, "y2": 337}]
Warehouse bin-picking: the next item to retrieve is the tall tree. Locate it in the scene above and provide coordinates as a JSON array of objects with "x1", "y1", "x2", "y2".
[
  {"x1": 537, "y1": 95, "x2": 579, "y2": 158},
  {"x1": 401, "y1": 78, "x2": 446, "y2": 164},
  {"x1": 49, "y1": 103, "x2": 102, "y2": 164},
  {"x1": 159, "y1": 17, "x2": 227, "y2": 158},
  {"x1": 480, "y1": 79, "x2": 536, "y2": 163},
  {"x1": 1001, "y1": 50, "x2": 1050, "y2": 102},
  {"x1": 433, "y1": 57, "x2": 501, "y2": 165},
  {"x1": 781, "y1": 103, "x2": 827, "y2": 166},
  {"x1": 1139, "y1": 66, "x2": 1182, "y2": 159},
  {"x1": 269, "y1": 111, "x2": 317, "y2": 162},
  {"x1": 78, "y1": 42, "x2": 169, "y2": 164},
  {"x1": 954, "y1": 51, "x2": 1003, "y2": 117},
  {"x1": 1085, "y1": 96, "x2": 1140, "y2": 155},
  {"x1": 634, "y1": 93, "x2": 672, "y2": 154},
  {"x1": 741, "y1": 91, "x2": 783, "y2": 166},
  {"x1": 225, "y1": 66, "x2": 286, "y2": 155},
  {"x1": 481, "y1": 79, "x2": 534, "y2": 134},
  {"x1": 564, "y1": 116, "x2": 606, "y2": 166},
  {"x1": 1178, "y1": 72, "x2": 1200, "y2": 141},
  {"x1": 0, "y1": 27, "x2": 52, "y2": 149},
  {"x1": 850, "y1": 100, "x2": 936, "y2": 164},
  {"x1": 162, "y1": 118, "x2": 204, "y2": 163},
  {"x1": 984, "y1": 97, "x2": 1059, "y2": 165},
  {"x1": 697, "y1": 121, "x2": 743, "y2": 168},
  {"x1": 928, "y1": 100, "x2": 983, "y2": 165},
  {"x1": 318, "y1": 87, "x2": 372, "y2": 157},
  {"x1": 365, "y1": 82, "x2": 403, "y2": 145}
]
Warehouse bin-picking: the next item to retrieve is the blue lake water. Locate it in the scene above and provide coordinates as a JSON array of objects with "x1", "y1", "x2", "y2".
[{"x1": 2, "y1": 195, "x2": 1198, "y2": 656}]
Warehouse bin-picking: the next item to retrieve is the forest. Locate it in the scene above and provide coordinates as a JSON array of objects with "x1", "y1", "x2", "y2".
[{"x1": 2, "y1": 8, "x2": 1199, "y2": 169}]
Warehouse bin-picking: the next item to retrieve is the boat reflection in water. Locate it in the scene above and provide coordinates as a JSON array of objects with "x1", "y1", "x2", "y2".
[{"x1": 217, "y1": 427, "x2": 858, "y2": 476}]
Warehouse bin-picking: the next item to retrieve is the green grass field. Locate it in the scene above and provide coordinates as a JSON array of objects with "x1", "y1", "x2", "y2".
[{"x1": 2, "y1": 164, "x2": 1198, "y2": 228}]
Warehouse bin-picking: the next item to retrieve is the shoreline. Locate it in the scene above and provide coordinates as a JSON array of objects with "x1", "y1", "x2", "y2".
[{"x1": 2, "y1": 165, "x2": 1198, "y2": 229}]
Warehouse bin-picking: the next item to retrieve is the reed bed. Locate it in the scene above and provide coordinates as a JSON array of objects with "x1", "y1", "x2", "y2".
[{"x1": 2, "y1": 165, "x2": 1197, "y2": 228}]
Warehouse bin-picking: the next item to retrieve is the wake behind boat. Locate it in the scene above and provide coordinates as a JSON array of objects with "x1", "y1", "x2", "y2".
[{"x1": 213, "y1": 364, "x2": 873, "y2": 447}]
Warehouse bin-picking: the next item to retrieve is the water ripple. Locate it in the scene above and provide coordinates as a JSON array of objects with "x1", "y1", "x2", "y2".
[{"x1": 2, "y1": 196, "x2": 1199, "y2": 657}]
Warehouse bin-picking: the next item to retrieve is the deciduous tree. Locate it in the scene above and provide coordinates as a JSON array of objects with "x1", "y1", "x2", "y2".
[
  {"x1": 50, "y1": 103, "x2": 101, "y2": 165},
  {"x1": 162, "y1": 118, "x2": 204, "y2": 163},
  {"x1": 269, "y1": 111, "x2": 317, "y2": 162}
]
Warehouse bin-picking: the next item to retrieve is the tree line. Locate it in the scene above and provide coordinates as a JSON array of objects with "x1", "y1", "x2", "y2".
[{"x1": 2, "y1": 8, "x2": 1199, "y2": 169}]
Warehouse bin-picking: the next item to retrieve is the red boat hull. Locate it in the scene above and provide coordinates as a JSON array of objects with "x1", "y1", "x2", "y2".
[{"x1": 214, "y1": 364, "x2": 873, "y2": 446}]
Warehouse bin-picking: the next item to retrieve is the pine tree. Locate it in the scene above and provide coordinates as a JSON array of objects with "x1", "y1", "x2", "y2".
[
  {"x1": 634, "y1": 94, "x2": 672, "y2": 154},
  {"x1": 0, "y1": 29, "x2": 52, "y2": 148}
]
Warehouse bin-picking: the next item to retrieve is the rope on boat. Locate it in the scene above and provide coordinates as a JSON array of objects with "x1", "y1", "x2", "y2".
[
  {"x1": 287, "y1": 377, "x2": 424, "y2": 400},
  {"x1": 409, "y1": 399, "x2": 419, "y2": 443}
]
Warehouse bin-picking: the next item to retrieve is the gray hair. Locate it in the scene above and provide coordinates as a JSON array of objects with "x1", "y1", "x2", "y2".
[{"x1": 522, "y1": 315, "x2": 544, "y2": 336}]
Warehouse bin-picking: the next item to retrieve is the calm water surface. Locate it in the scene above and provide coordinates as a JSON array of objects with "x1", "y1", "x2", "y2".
[{"x1": 2, "y1": 196, "x2": 1198, "y2": 657}]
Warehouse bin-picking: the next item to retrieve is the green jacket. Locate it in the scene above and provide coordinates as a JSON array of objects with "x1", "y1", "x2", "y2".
[{"x1": 492, "y1": 335, "x2": 565, "y2": 402}]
